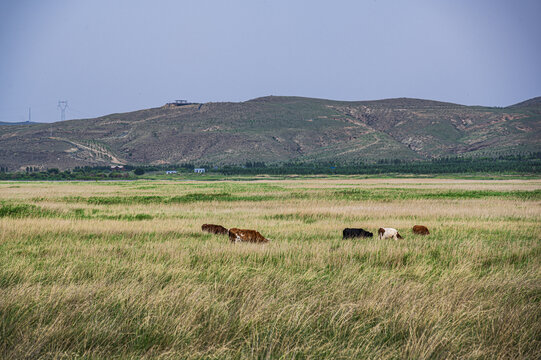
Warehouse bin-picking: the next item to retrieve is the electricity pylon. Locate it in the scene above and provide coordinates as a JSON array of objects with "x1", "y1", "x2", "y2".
[{"x1": 57, "y1": 100, "x2": 68, "y2": 121}]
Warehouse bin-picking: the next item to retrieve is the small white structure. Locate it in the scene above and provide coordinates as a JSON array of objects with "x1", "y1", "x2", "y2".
[
  {"x1": 194, "y1": 168, "x2": 205, "y2": 174},
  {"x1": 166, "y1": 170, "x2": 177, "y2": 174}
]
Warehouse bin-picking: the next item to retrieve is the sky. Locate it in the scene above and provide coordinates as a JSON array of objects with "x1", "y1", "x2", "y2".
[{"x1": 0, "y1": 0, "x2": 540, "y2": 123}]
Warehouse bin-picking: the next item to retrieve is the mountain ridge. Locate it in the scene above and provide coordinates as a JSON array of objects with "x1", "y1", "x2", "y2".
[
  {"x1": 0, "y1": 121, "x2": 41, "y2": 126},
  {"x1": 0, "y1": 96, "x2": 539, "y2": 171}
]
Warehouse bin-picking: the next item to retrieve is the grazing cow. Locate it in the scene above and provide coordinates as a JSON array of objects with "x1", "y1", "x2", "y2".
[
  {"x1": 228, "y1": 228, "x2": 269, "y2": 243},
  {"x1": 378, "y1": 227, "x2": 403, "y2": 240},
  {"x1": 412, "y1": 225, "x2": 430, "y2": 235},
  {"x1": 201, "y1": 224, "x2": 229, "y2": 235},
  {"x1": 343, "y1": 228, "x2": 373, "y2": 239}
]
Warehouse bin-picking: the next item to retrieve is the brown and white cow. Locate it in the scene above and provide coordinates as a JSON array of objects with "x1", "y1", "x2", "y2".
[
  {"x1": 228, "y1": 228, "x2": 269, "y2": 243},
  {"x1": 201, "y1": 224, "x2": 229, "y2": 235},
  {"x1": 378, "y1": 227, "x2": 403, "y2": 240},
  {"x1": 412, "y1": 225, "x2": 430, "y2": 235}
]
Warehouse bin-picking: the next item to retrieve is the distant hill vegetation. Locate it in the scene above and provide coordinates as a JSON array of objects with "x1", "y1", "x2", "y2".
[
  {"x1": 0, "y1": 121, "x2": 40, "y2": 126},
  {"x1": 0, "y1": 96, "x2": 540, "y2": 171}
]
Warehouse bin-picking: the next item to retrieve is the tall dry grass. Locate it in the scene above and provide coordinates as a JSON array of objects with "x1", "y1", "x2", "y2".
[{"x1": 0, "y1": 179, "x2": 540, "y2": 359}]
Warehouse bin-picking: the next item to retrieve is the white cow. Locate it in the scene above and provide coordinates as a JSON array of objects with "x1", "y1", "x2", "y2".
[{"x1": 378, "y1": 227, "x2": 403, "y2": 240}]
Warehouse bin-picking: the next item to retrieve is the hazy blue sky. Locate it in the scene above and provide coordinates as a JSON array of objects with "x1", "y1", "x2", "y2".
[{"x1": 1, "y1": 0, "x2": 540, "y2": 123}]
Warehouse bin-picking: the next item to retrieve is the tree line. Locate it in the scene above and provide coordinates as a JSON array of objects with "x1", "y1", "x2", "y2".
[{"x1": 0, "y1": 153, "x2": 539, "y2": 180}]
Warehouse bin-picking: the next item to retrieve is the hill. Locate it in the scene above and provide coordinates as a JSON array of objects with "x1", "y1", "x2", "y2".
[
  {"x1": 0, "y1": 96, "x2": 540, "y2": 171},
  {"x1": 0, "y1": 121, "x2": 40, "y2": 126},
  {"x1": 508, "y1": 96, "x2": 541, "y2": 112}
]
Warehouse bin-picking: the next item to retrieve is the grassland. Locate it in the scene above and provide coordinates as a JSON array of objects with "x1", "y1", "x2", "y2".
[{"x1": 1, "y1": 178, "x2": 540, "y2": 359}]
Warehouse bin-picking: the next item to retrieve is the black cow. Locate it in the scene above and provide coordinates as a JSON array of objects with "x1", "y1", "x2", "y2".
[{"x1": 342, "y1": 228, "x2": 373, "y2": 239}]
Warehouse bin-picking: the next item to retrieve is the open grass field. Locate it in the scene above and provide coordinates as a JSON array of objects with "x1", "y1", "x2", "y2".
[{"x1": 1, "y1": 178, "x2": 540, "y2": 359}]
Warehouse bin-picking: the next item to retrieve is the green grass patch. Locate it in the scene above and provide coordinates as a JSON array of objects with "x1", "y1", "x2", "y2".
[
  {"x1": 63, "y1": 192, "x2": 278, "y2": 205},
  {"x1": 332, "y1": 188, "x2": 541, "y2": 200},
  {"x1": 265, "y1": 213, "x2": 319, "y2": 224},
  {"x1": 0, "y1": 203, "x2": 57, "y2": 218}
]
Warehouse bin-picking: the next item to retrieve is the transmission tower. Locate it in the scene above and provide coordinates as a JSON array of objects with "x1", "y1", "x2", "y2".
[{"x1": 57, "y1": 100, "x2": 68, "y2": 121}]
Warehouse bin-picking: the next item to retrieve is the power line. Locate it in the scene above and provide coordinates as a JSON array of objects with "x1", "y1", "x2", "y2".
[{"x1": 68, "y1": 107, "x2": 87, "y2": 118}]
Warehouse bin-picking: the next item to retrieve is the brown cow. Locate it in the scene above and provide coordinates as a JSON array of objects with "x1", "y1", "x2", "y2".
[
  {"x1": 228, "y1": 228, "x2": 269, "y2": 243},
  {"x1": 202, "y1": 224, "x2": 228, "y2": 235},
  {"x1": 412, "y1": 225, "x2": 430, "y2": 235}
]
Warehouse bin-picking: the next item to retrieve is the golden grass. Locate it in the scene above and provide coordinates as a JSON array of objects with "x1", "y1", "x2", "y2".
[{"x1": 0, "y1": 179, "x2": 540, "y2": 359}]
